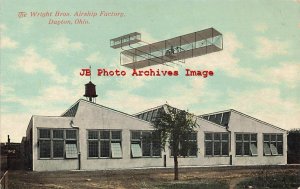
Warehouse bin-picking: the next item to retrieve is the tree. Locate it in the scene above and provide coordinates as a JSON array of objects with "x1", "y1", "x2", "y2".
[
  {"x1": 152, "y1": 105, "x2": 198, "y2": 180},
  {"x1": 287, "y1": 129, "x2": 300, "y2": 164}
]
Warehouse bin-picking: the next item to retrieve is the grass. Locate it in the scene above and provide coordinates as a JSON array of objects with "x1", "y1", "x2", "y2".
[
  {"x1": 7, "y1": 165, "x2": 300, "y2": 189},
  {"x1": 157, "y1": 181, "x2": 229, "y2": 189},
  {"x1": 237, "y1": 173, "x2": 300, "y2": 189}
]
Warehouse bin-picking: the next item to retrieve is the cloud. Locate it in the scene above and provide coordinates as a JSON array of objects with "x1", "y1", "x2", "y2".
[
  {"x1": 0, "y1": 113, "x2": 31, "y2": 142},
  {"x1": 0, "y1": 36, "x2": 18, "y2": 49},
  {"x1": 231, "y1": 61, "x2": 300, "y2": 89},
  {"x1": 102, "y1": 74, "x2": 211, "y2": 114},
  {"x1": 0, "y1": 24, "x2": 7, "y2": 32},
  {"x1": 102, "y1": 90, "x2": 163, "y2": 114},
  {"x1": 0, "y1": 84, "x2": 15, "y2": 96},
  {"x1": 86, "y1": 52, "x2": 105, "y2": 64},
  {"x1": 47, "y1": 34, "x2": 83, "y2": 53},
  {"x1": 228, "y1": 88, "x2": 300, "y2": 130},
  {"x1": 255, "y1": 37, "x2": 289, "y2": 58},
  {"x1": 15, "y1": 47, "x2": 68, "y2": 83},
  {"x1": 263, "y1": 62, "x2": 300, "y2": 88},
  {"x1": 0, "y1": 84, "x2": 83, "y2": 142},
  {"x1": 185, "y1": 32, "x2": 243, "y2": 77},
  {"x1": 254, "y1": 23, "x2": 268, "y2": 32},
  {"x1": 2, "y1": 84, "x2": 83, "y2": 114},
  {"x1": 138, "y1": 29, "x2": 157, "y2": 43}
]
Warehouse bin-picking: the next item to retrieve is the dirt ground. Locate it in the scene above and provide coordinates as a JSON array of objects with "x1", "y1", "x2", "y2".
[{"x1": 7, "y1": 165, "x2": 300, "y2": 189}]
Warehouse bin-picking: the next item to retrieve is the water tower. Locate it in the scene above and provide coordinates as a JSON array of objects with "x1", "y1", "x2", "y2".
[{"x1": 84, "y1": 81, "x2": 98, "y2": 103}]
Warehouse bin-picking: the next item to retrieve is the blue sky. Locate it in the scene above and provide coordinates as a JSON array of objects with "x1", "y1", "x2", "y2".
[{"x1": 1, "y1": 0, "x2": 299, "y2": 142}]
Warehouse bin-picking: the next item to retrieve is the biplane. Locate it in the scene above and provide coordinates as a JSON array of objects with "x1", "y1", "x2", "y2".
[{"x1": 110, "y1": 28, "x2": 223, "y2": 69}]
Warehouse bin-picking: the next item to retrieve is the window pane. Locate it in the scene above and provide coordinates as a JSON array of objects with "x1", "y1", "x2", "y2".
[
  {"x1": 243, "y1": 134, "x2": 250, "y2": 141},
  {"x1": 142, "y1": 112, "x2": 148, "y2": 120},
  {"x1": 152, "y1": 141, "x2": 161, "y2": 156},
  {"x1": 66, "y1": 130, "x2": 77, "y2": 139},
  {"x1": 53, "y1": 140, "x2": 64, "y2": 158},
  {"x1": 277, "y1": 134, "x2": 283, "y2": 142},
  {"x1": 180, "y1": 145, "x2": 188, "y2": 157},
  {"x1": 214, "y1": 141, "x2": 221, "y2": 155},
  {"x1": 263, "y1": 143, "x2": 271, "y2": 155},
  {"x1": 39, "y1": 140, "x2": 51, "y2": 158},
  {"x1": 236, "y1": 134, "x2": 242, "y2": 141},
  {"x1": 170, "y1": 145, "x2": 174, "y2": 157},
  {"x1": 189, "y1": 141, "x2": 198, "y2": 156},
  {"x1": 221, "y1": 112, "x2": 230, "y2": 126},
  {"x1": 221, "y1": 142, "x2": 228, "y2": 155},
  {"x1": 250, "y1": 143, "x2": 257, "y2": 156},
  {"x1": 236, "y1": 142, "x2": 243, "y2": 155},
  {"x1": 39, "y1": 129, "x2": 50, "y2": 139},
  {"x1": 65, "y1": 143, "x2": 78, "y2": 158},
  {"x1": 244, "y1": 142, "x2": 250, "y2": 155},
  {"x1": 251, "y1": 134, "x2": 257, "y2": 142},
  {"x1": 205, "y1": 133, "x2": 212, "y2": 140},
  {"x1": 88, "y1": 141, "x2": 99, "y2": 157},
  {"x1": 152, "y1": 109, "x2": 158, "y2": 121},
  {"x1": 277, "y1": 142, "x2": 283, "y2": 155},
  {"x1": 146, "y1": 111, "x2": 153, "y2": 122},
  {"x1": 208, "y1": 115, "x2": 216, "y2": 122},
  {"x1": 111, "y1": 142, "x2": 122, "y2": 158},
  {"x1": 100, "y1": 141, "x2": 110, "y2": 157},
  {"x1": 53, "y1": 130, "x2": 64, "y2": 139},
  {"x1": 205, "y1": 141, "x2": 212, "y2": 155},
  {"x1": 270, "y1": 143, "x2": 278, "y2": 155},
  {"x1": 111, "y1": 131, "x2": 121, "y2": 140},
  {"x1": 142, "y1": 140, "x2": 151, "y2": 156},
  {"x1": 190, "y1": 132, "x2": 197, "y2": 141},
  {"x1": 271, "y1": 134, "x2": 276, "y2": 141},
  {"x1": 215, "y1": 113, "x2": 222, "y2": 124},
  {"x1": 264, "y1": 134, "x2": 270, "y2": 142},
  {"x1": 214, "y1": 133, "x2": 221, "y2": 141},
  {"x1": 142, "y1": 132, "x2": 151, "y2": 140},
  {"x1": 100, "y1": 131, "x2": 110, "y2": 139},
  {"x1": 88, "y1": 131, "x2": 98, "y2": 139},
  {"x1": 131, "y1": 143, "x2": 142, "y2": 157},
  {"x1": 131, "y1": 131, "x2": 141, "y2": 140},
  {"x1": 222, "y1": 133, "x2": 229, "y2": 141}
]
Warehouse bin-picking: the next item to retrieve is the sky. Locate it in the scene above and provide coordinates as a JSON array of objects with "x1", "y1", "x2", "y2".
[{"x1": 1, "y1": 0, "x2": 299, "y2": 142}]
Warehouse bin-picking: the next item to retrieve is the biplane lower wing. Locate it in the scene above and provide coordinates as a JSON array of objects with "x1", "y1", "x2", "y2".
[{"x1": 121, "y1": 44, "x2": 222, "y2": 69}]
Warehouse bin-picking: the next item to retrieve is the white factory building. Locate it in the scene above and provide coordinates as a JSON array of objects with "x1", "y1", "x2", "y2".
[{"x1": 23, "y1": 97, "x2": 287, "y2": 171}]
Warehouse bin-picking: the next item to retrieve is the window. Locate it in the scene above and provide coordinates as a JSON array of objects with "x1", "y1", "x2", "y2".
[
  {"x1": 235, "y1": 133, "x2": 257, "y2": 156},
  {"x1": 203, "y1": 112, "x2": 231, "y2": 126},
  {"x1": 130, "y1": 131, "x2": 161, "y2": 158},
  {"x1": 38, "y1": 129, "x2": 78, "y2": 159},
  {"x1": 205, "y1": 132, "x2": 229, "y2": 156},
  {"x1": 87, "y1": 130, "x2": 122, "y2": 158},
  {"x1": 39, "y1": 140, "x2": 51, "y2": 158},
  {"x1": 263, "y1": 134, "x2": 283, "y2": 156},
  {"x1": 65, "y1": 130, "x2": 78, "y2": 158},
  {"x1": 170, "y1": 132, "x2": 198, "y2": 157}
]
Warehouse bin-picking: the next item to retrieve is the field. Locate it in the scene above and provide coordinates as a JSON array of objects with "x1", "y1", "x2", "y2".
[{"x1": 8, "y1": 165, "x2": 300, "y2": 189}]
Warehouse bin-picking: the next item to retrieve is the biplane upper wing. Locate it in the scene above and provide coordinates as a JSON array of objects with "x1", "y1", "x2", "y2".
[{"x1": 112, "y1": 28, "x2": 223, "y2": 69}]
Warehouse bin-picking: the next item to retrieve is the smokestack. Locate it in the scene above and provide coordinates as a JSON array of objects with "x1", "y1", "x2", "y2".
[{"x1": 7, "y1": 135, "x2": 10, "y2": 145}]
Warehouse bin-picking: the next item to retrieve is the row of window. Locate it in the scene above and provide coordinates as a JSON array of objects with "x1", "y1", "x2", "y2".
[{"x1": 38, "y1": 129, "x2": 283, "y2": 159}]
